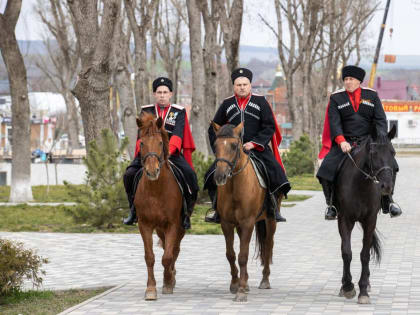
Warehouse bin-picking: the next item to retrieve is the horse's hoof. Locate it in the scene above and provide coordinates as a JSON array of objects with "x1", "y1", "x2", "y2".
[
  {"x1": 144, "y1": 288, "x2": 157, "y2": 301},
  {"x1": 358, "y1": 295, "x2": 371, "y2": 304},
  {"x1": 339, "y1": 287, "x2": 356, "y2": 299},
  {"x1": 162, "y1": 286, "x2": 173, "y2": 294},
  {"x1": 230, "y1": 283, "x2": 239, "y2": 294},
  {"x1": 233, "y1": 292, "x2": 247, "y2": 302},
  {"x1": 245, "y1": 284, "x2": 250, "y2": 292},
  {"x1": 258, "y1": 280, "x2": 271, "y2": 289}
]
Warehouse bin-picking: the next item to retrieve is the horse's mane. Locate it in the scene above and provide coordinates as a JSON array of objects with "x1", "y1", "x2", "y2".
[
  {"x1": 139, "y1": 112, "x2": 169, "y2": 160},
  {"x1": 217, "y1": 124, "x2": 236, "y2": 138}
]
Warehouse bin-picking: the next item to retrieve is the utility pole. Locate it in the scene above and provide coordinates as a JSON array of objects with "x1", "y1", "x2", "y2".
[{"x1": 368, "y1": 0, "x2": 392, "y2": 88}]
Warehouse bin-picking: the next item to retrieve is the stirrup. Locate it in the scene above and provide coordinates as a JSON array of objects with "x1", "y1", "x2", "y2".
[
  {"x1": 204, "y1": 209, "x2": 220, "y2": 223},
  {"x1": 324, "y1": 205, "x2": 337, "y2": 220}
]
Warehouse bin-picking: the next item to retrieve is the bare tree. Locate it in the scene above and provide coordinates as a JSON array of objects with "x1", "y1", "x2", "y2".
[
  {"x1": 186, "y1": 0, "x2": 209, "y2": 156},
  {"x1": 36, "y1": 0, "x2": 81, "y2": 154},
  {"x1": 156, "y1": 0, "x2": 185, "y2": 103},
  {"x1": 67, "y1": 0, "x2": 120, "y2": 148},
  {"x1": 110, "y1": 10, "x2": 137, "y2": 158},
  {"x1": 124, "y1": 0, "x2": 159, "y2": 107},
  {"x1": 0, "y1": 0, "x2": 33, "y2": 202}
]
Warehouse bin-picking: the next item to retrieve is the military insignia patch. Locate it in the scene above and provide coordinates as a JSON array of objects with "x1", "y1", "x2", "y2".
[{"x1": 166, "y1": 111, "x2": 178, "y2": 126}]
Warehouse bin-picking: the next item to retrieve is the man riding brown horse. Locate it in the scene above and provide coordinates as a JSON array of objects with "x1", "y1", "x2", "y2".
[
  {"x1": 317, "y1": 65, "x2": 402, "y2": 220},
  {"x1": 123, "y1": 77, "x2": 199, "y2": 229},
  {"x1": 204, "y1": 67, "x2": 291, "y2": 223}
]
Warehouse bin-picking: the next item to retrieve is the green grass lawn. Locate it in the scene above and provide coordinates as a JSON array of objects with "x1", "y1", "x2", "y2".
[
  {"x1": 0, "y1": 288, "x2": 110, "y2": 315},
  {"x1": 289, "y1": 174, "x2": 321, "y2": 191}
]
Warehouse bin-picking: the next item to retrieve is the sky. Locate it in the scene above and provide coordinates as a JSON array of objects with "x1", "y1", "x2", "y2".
[{"x1": 2, "y1": 0, "x2": 420, "y2": 55}]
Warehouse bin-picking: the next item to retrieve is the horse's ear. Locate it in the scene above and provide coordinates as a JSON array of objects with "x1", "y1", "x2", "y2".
[
  {"x1": 388, "y1": 124, "x2": 397, "y2": 140},
  {"x1": 136, "y1": 117, "x2": 142, "y2": 128},
  {"x1": 156, "y1": 117, "x2": 163, "y2": 129},
  {"x1": 233, "y1": 122, "x2": 244, "y2": 136},
  {"x1": 211, "y1": 121, "x2": 221, "y2": 133}
]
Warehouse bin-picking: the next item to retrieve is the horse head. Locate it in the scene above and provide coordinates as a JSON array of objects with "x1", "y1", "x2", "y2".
[
  {"x1": 366, "y1": 124, "x2": 397, "y2": 195},
  {"x1": 212, "y1": 121, "x2": 244, "y2": 186},
  {"x1": 137, "y1": 112, "x2": 169, "y2": 181}
]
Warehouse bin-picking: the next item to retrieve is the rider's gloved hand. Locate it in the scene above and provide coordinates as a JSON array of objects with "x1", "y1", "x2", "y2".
[{"x1": 243, "y1": 142, "x2": 255, "y2": 151}]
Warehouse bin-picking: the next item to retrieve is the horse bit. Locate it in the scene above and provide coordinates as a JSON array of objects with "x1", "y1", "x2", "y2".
[
  {"x1": 346, "y1": 142, "x2": 393, "y2": 184},
  {"x1": 214, "y1": 136, "x2": 250, "y2": 177}
]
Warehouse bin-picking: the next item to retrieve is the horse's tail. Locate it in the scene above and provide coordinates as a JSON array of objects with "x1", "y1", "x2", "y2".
[
  {"x1": 255, "y1": 219, "x2": 271, "y2": 266},
  {"x1": 371, "y1": 228, "x2": 383, "y2": 265}
]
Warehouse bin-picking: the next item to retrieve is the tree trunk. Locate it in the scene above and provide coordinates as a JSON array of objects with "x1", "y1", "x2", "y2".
[
  {"x1": 0, "y1": 1, "x2": 33, "y2": 202},
  {"x1": 187, "y1": 0, "x2": 209, "y2": 156},
  {"x1": 67, "y1": 0, "x2": 120, "y2": 149}
]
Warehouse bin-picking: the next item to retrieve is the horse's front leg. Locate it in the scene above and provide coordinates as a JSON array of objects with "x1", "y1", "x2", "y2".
[
  {"x1": 162, "y1": 226, "x2": 178, "y2": 294},
  {"x1": 138, "y1": 223, "x2": 157, "y2": 300},
  {"x1": 338, "y1": 217, "x2": 356, "y2": 299},
  {"x1": 358, "y1": 219, "x2": 377, "y2": 304},
  {"x1": 235, "y1": 221, "x2": 254, "y2": 302},
  {"x1": 221, "y1": 221, "x2": 239, "y2": 294}
]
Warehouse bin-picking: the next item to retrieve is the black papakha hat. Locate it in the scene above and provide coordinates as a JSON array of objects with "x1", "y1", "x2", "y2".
[
  {"x1": 231, "y1": 68, "x2": 253, "y2": 84},
  {"x1": 341, "y1": 65, "x2": 366, "y2": 82},
  {"x1": 152, "y1": 77, "x2": 173, "y2": 92}
]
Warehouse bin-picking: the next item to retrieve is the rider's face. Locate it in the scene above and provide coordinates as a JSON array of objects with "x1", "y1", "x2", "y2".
[
  {"x1": 233, "y1": 77, "x2": 252, "y2": 98},
  {"x1": 154, "y1": 86, "x2": 173, "y2": 106},
  {"x1": 343, "y1": 77, "x2": 361, "y2": 93}
]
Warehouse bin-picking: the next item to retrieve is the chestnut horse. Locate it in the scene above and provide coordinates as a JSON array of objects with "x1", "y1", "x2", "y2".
[
  {"x1": 134, "y1": 112, "x2": 184, "y2": 300},
  {"x1": 212, "y1": 122, "x2": 280, "y2": 302}
]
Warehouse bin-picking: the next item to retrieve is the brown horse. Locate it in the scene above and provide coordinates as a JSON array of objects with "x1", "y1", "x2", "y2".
[
  {"x1": 134, "y1": 112, "x2": 185, "y2": 300},
  {"x1": 212, "y1": 122, "x2": 280, "y2": 302}
]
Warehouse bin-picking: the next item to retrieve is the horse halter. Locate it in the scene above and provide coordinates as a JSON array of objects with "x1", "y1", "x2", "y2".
[
  {"x1": 347, "y1": 142, "x2": 393, "y2": 184},
  {"x1": 214, "y1": 136, "x2": 249, "y2": 177},
  {"x1": 140, "y1": 132, "x2": 165, "y2": 168}
]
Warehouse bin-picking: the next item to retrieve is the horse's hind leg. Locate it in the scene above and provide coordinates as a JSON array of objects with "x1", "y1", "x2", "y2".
[
  {"x1": 221, "y1": 221, "x2": 239, "y2": 294},
  {"x1": 171, "y1": 229, "x2": 185, "y2": 289},
  {"x1": 338, "y1": 217, "x2": 356, "y2": 299},
  {"x1": 138, "y1": 223, "x2": 157, "y2": 300},
  {"x1": 162, "y1": 226, "x2": 177, "y2": 294},
  {"x1": 358, "y1": 218, "x2": 378, "y2": 304},
  {"x1": 259, "y1": 218, "x2": 276, "y2": 289}
]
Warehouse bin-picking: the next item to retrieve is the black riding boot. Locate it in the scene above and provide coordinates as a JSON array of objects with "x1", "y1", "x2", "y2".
[
  {"x1": 321, "y1": 179, "x2": 337, "y2": 220},
  {"x1": 123, "y1": 202, "x2": 137, "y2": 225},
  {"x1": 183, "y1": 190, "x2": 197, "y2": 230},
  {"x1": 204, "y1": 188, "x2": 220, "y2": 223},
  {"x1": 271, "y1": 191, "x2": 286, "y2": 222},
  {"x1": 381, "y1": 195, "x2": 402, "y2": 217}
]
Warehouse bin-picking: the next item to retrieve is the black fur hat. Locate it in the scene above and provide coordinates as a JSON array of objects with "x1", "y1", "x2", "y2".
[
  {"x1": 341, "y1": 65, "x2": 366, "y2": 82},
  {"x1": 152, "y1": 77, "x2": 173, "y2": 92},
  {"x1": 231, "y1": 68, "x2": 253, "y2": 84}
]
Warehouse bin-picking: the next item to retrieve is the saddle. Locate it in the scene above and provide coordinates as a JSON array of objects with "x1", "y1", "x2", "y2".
[{"x1": 132, "y1": 163, "x2": 191, "y2": 222}]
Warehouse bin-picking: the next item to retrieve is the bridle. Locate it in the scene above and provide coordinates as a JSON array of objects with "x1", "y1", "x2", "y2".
[
  {"x1": 140, "y1": 132, "x2": 165, "y2": 168},
  {"x1": 346, "y1": 141, "x2": 393, "y2": 184},
  {"x1": 214, "y1": 136, "x2": 250, "y2": 177}
]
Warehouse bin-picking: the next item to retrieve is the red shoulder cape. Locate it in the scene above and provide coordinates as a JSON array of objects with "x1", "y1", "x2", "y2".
[{"x1": 268, "y1": 103, "x2": 286, "y2": 171}]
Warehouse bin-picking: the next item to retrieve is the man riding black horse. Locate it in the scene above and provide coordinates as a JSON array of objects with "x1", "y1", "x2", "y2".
[
  {"x1": 123, "y1": 77, "x2": 199, "y2": 229},
  {"x1": 317, "y1": 65, "x2": 402, "y2": 220},
  {"x1": 204, "y1": 67, "x2": 291, "y2": 223}
]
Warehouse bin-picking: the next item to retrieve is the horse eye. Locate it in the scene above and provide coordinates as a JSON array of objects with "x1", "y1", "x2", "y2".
[
  {"x1": 230, "y1": 143, "x2": 237, "y2": 150},
  {"x1": 159, "y1": 141, "x2": 163, "y2": 146}
]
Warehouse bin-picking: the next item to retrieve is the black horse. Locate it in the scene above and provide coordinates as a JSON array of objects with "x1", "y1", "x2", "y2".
[{"x1": 334, "y1": 125, "x2": 397, "y2": 304}]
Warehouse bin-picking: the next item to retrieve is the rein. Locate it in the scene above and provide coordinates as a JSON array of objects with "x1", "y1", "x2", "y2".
[
  {"x1": 346, "y1": 142, "x2": 393, "y2": 184},
  {"x1": 214, "y1": 136, "x2": 250, "y2": 177}
]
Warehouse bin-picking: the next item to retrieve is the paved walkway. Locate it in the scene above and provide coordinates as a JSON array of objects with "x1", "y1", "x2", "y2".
[{"x1": 1, "y1": 156, "x2": 419, "y2": 314}]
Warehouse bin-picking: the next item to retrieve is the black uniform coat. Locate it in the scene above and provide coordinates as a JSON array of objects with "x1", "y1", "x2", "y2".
[
  {"x1": 204, "y1": 94, "x2": 291, "y2": 196},
  {"x1": 317, "y1": 87, "x2": 397, "y2": 182}
]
